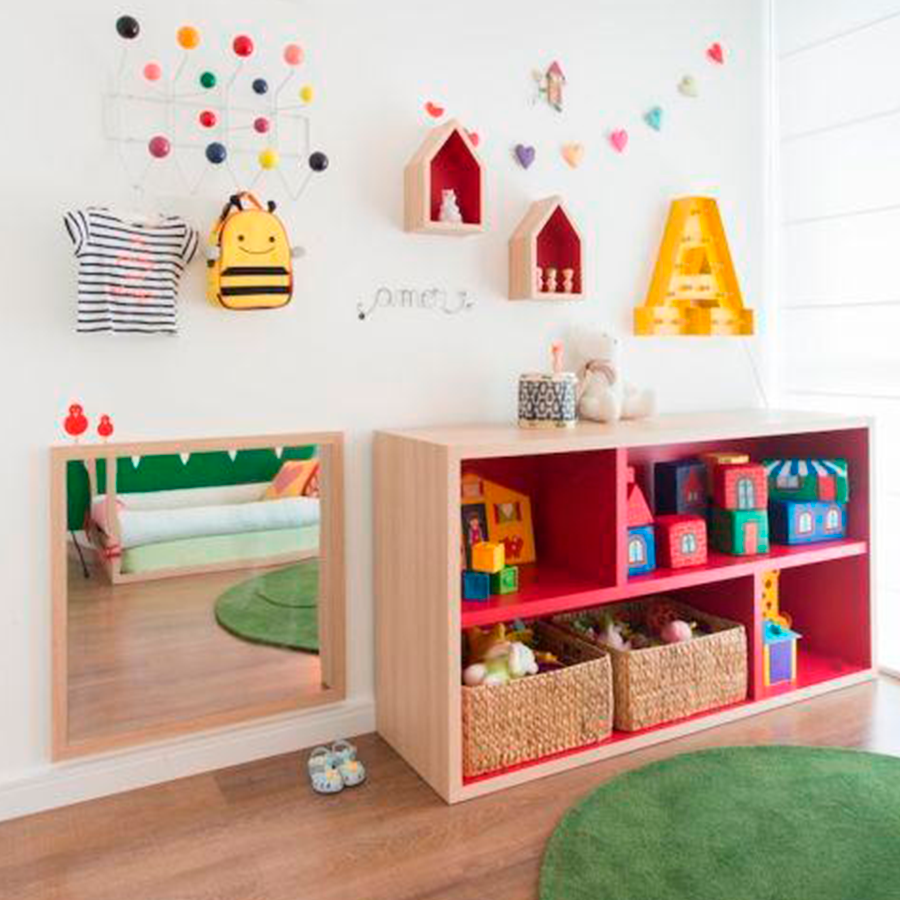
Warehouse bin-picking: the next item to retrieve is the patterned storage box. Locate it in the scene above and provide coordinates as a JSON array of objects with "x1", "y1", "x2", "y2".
[{"x1": 518, "y1": 373, "x2": 577, "y2": 429}]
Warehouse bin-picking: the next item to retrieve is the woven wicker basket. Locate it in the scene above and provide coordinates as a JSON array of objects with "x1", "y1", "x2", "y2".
[
  {"x1": 554, "y1": 599, "x2": 747, "y2": 732},
  {"x1": 461, "y1": 622, "x2": 613, "y2": 778}
]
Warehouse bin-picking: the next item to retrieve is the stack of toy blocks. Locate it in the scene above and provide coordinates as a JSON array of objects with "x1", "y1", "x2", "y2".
[
  {"x1": 462, "y1": 541, "x2": 519, "y2": 601},
  {"x1": 655, "y1": 514, "x2": 708, "y2": 568},
  {"x1": 764, "y1": 458, "x2": 849, "y2": 545},
  {"x1": 709, "y1": 462, "x2": 769, "y2": 555},
  {"x1": 626, "y1": 466, "x2": 656, "y2": 576}
]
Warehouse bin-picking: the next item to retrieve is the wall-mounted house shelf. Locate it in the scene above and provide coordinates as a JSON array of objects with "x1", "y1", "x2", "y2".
[
  {"x1": 403, "y1": 119, "x2": 484, "y2": 235},
  {"x1": 374, "y1": 410, "x2": 874, "y2": 803},
  {"x1": 509, "y1": 196, "x2": 583, "y2": 300}
]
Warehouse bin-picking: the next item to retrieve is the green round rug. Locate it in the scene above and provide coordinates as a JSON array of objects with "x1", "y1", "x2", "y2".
[
  {"x1": 541, "y1": 746, "x2": 900, "y2": 900},
  {"x1": 215, "y1": 561, "x2": 318, "y2": 652}
]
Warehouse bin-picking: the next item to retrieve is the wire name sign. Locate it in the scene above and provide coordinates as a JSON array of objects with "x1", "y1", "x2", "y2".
[{"x1": 357, "y1": 286, "x2": 475, "y2": 321}]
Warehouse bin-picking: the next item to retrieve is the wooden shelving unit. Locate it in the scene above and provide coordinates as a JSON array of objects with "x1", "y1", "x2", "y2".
[
  {"x1": 403, "y1": 119, "x2": 484, "y2": 235},
  {"x1": 509, "y1": 196, "x2": 584, "y2": 300},
  {"x1": 374, "y1": 411, "x2": 875, "y2": 803}
]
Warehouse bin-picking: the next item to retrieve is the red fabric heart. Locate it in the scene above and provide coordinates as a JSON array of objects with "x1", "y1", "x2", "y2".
[
  {"x1": 424, "y1": 101, "x2": 445, "y2": 118},
  {"x1": 707, "y1": 42, "x2": 724, "y2": 64},
  {"x1": 467, "y1": 130, "x2": 480, "y2": 147}
]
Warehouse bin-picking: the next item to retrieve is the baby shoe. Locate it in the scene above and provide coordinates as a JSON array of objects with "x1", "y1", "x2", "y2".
[
  {"x1": 332, "y1": 739, "x2": 367, "y2": 788},
  {"x1": 307, "y1": 746, "x2": 343, "y2": 794}
]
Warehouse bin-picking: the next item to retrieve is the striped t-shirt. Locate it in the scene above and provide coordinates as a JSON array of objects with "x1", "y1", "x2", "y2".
[{"x1": 64, "y1": 208, "x2": 198, "y2": 334}]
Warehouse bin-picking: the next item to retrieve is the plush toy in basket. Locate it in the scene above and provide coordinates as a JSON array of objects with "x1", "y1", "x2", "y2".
[
  {"x1": 460, "y1": 621, "x2": 613, "y2": 778},
  {"x1": 556, "y1": 597, "x2": 747, "y2": 731}
]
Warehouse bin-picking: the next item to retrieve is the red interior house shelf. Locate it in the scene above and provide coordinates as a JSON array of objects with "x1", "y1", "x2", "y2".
[
  {"x1": 509, "y1": 196, "x2": 584, "y2": 299},
  {"x1": 404, "y1": 119, "x2": 484, "y2": 235}
]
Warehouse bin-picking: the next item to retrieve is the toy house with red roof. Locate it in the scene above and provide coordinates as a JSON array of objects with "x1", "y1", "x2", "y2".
[{"x1": 626, "y1": 466, "x2": 655, "y2": 576}]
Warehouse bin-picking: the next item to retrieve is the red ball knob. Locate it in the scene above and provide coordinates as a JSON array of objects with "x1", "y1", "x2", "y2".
[
  {"x1": 199, "y1": 110, "x2": 217, "y2": 128},
  {"x1": 232, "y1": 34, "x2": 254, "y2": 57}
]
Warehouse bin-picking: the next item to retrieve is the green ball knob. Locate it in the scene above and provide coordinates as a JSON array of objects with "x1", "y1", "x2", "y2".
[{"x1": 199, "y1": 71, "x2": 217, "y2": 89}]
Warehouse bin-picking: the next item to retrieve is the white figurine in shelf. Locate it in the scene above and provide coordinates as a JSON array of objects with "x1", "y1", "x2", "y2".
[{"x1": 438, "y1": 189, "x2": 463, "y2": 224}]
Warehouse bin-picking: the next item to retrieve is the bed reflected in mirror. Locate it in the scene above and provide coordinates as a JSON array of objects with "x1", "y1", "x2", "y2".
[{"x1": 51, "y1": 434, "x2": 345, "y2": 758}]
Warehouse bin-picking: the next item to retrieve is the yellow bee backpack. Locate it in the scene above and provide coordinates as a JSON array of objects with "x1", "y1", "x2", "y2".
[{"x1": 207, "y1": 192, "x2": 294, "y2": 310}]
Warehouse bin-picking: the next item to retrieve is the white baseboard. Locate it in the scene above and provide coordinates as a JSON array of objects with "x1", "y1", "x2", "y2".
[{"x1": 0, "y1": 696, "x2": 375, "y2": 823}]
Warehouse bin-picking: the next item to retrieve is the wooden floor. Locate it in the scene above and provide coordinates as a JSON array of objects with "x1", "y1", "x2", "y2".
[
  {"x1": 67, "y1": 549, "x2": 324, "y2": 743},
  {"x1": 3, "y1": 676, "x2": 899, "y2": 900}
]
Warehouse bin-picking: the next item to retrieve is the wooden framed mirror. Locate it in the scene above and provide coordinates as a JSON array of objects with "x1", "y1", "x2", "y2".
[{"x1": 50, "y1": 432, "x2": 345, "y2": 759}]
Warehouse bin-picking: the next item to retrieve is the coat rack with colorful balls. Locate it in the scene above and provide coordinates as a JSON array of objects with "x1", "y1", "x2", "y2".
[{"x1": 110, "y1": 15, "x2": 328, "y2": 200}]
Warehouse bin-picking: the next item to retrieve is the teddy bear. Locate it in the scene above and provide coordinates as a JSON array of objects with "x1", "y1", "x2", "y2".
[{"x1": 575, "y1": 330, "x2": 655, "y2": 423}]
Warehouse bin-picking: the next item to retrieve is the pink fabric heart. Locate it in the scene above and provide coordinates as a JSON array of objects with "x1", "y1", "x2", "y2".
[
  {"x1": 610, "y1": 130, "x2": 628, "y2": 153},
  {"x1": 707, "y1": 42, "x2": 724, "y2": 64}
]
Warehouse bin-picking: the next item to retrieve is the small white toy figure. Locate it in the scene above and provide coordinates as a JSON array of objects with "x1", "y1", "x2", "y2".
[
  {"x1": 535, "y1": 266, "x2": 544, "y2": 294},
  {"x1": 545, "y1": 267, "x2": 558, "y2": 293},
  {"x1": 562, "y1": 268, "x2": 574, "y2": 293},
  {"x1": 576, "y1": 330, "x2": 655, "y2": 423},
  {"x1": 438, "y1": 189, "x2": 463, "y2": 223}
]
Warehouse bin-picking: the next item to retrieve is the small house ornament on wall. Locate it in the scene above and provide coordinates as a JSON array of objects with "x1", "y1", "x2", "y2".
[{"x1": 533, "y1": 61, "x2": 566, "y2": 111}]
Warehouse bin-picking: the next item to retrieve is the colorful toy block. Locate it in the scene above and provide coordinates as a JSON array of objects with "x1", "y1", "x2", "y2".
[
  {"x1": 763, "y1": 619, "x2": 801, "y2": 686},
  {"x1": 764, "y1": 458, "x2": 849, "y2": 504},
  {"x1": 699, "y1": 451, "x2": 749, "y2": 496},
  {"x1": 654, "y1": 460, "x2": 706, "y2": 516},
  {"x1": 490, "y1": 565, "x2": 519, "y2": 595},
  {"x1": 655, "y1": 514, "x2": 707, "y2": 569},
  {"x1": 471, "y1": 541, "x2": 505, "y2": 573},
  {"x1": 627, "y1": 524, "x2": 656, "y2": 576},
  {"x1": 769, "y1": 500, "x2": 846, "y2": 545},
  {"x1": 626, "y1": 466, "x2": 653, "y2": 526},
  {"x1": 709, "y1": 507, "x2": 769, "y2": 556},
  {"x1": 713, "y1": 462, "x2": 768, "y2": 511},
  {"x1": 462, "y1": 570, "x2": 491, "y2": 601}
]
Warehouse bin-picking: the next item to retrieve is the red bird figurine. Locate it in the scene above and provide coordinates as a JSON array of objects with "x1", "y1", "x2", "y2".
[
  {"x1": 97, "y1": 415, "x2": 114, "y2": 442},
  {"x1": 64, "y1": 403, "x2": 89, "y2": 442}
]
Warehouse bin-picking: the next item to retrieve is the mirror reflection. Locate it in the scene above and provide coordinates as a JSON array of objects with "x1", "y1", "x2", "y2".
[{"x1": 62, "y1": 441, "x2": 334, "y2": 749}]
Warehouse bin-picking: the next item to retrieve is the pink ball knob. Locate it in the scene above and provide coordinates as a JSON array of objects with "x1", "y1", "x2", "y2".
[
  {"x1": 283, "y1": 43, "x2": 304, "y2": 66},
  {"x1": 148, "y1": 135, "x2": 171, "y2": 159},
  {"x1": 253, "y1": 117, "x2": 270, "y2": 134},
  {"x1": 143, "y1": 62, "x2": 162, "y2": 82}
]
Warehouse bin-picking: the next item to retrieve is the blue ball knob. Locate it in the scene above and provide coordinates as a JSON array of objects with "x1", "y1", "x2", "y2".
[
  {"x1": 252, "y1": 78, "x2": 268, "y2": 95},
  {"x1": 205, "y1": 142, "x2": 227, "y2": 164}
]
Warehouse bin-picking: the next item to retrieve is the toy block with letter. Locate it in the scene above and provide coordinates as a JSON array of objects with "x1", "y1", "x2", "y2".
[
  {"x1": 471, "y1": 541, "x2": 505, "y2": 573},
  {"x1": 462, "y1": 570, "x2": 491, "y2": 601},
  {"x1": 490, "y1": 566, "x2": 519, "y2": 595}
]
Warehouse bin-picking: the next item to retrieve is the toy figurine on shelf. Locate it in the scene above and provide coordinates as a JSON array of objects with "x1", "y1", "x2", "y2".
[
  {"x1": 544, "y1": 267, "x2": 558, "y2": 293},
  {"x1": 562, "y1": 268, "x2": 574, "y2": 294},
  {"x1": 535, "y1": 267, "x2": 544, "y2": 294},
  {"x1": 438, "y1": 189, "x2": 463, "y2": 224}
]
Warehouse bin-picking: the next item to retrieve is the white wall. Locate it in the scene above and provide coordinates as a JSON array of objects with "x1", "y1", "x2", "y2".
[
  {"x1": 0, "y1": 0, "x2": 769, "y2": 816},
  {"x1": 774, "y1": 0, "x2": 900, "y2": 672}
]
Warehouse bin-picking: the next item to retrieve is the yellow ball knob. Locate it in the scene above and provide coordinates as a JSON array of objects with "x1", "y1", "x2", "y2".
[
  {"x1": 299, "y1": 84, "x2": 314, "y2": 104},
  {"x1": 258, "y1": 148, "x2": 280, "y2": 170}
]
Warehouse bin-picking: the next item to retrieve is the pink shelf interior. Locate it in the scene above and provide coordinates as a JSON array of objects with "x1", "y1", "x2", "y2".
[{"x1": 429, "y1": 131, "x2": 481, "y2": 225}]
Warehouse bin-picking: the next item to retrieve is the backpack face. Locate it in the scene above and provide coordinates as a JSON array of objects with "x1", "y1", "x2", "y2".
[{"x1": 207, "y1": 197, "x2": 293, "y2": 310}]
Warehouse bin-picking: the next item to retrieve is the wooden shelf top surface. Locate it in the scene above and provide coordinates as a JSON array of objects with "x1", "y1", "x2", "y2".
[{"x1": 379, "y1": 409, "x2": 872, "y2": 457}]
